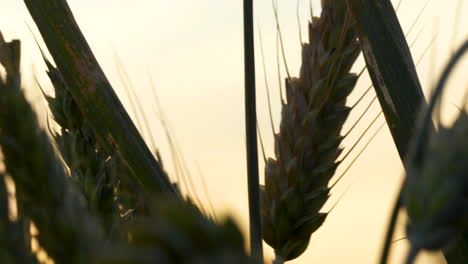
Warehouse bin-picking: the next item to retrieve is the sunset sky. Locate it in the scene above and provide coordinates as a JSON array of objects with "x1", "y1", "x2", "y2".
[{"x1": 1, "y1": 0, "x2": 467, "y2": 263}]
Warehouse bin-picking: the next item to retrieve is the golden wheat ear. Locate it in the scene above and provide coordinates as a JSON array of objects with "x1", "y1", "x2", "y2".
[{"x1": 261, "y1": 0, "x2": 361, "y2": 261}]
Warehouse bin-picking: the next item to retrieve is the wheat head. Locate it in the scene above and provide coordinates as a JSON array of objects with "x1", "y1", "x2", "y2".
[
  {"x1": 405, "y1": 111, "x2": 468, "y2": 263},
  {"x1": 42, "y1": 57, "x2": 163, "y2": 227},
  {"x1": 43, "y1": 59, "x2": 121, "y2": 233},
  {"x1": 261, "y1": 0, "x2": 360, "y2": 261},
  {"x1": 0, "y1": 32, "x2": 107, "y2": 263},
  {"x1": 403, "y1": 40, "x2": 468, "y2": 264},
  {"x1": 96, "y1": 196, "x2": 253, "y2": 264},
  {"x1": 402, "y1": 43, "x2": 468, "y2": 263}
]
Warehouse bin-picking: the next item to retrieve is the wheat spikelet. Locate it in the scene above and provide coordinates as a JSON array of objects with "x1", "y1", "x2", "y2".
[
  {"x1": 41, "y1": 56, "x2": 166, "y2": 227},
  {"x1": 261, "y1": 0, "x2": 360, "y2": 260},
  {"x1": 42, "y1": 59, "x2": 121, "y2": 233},
  {"x1": 403, "y1": 40, "x2": 468, "y2": 264}
]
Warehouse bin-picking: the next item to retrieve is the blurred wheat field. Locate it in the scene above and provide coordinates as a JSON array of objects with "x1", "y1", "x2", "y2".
[{"x1": 1, "y1": 0, "x2": 467, "y2": 263}]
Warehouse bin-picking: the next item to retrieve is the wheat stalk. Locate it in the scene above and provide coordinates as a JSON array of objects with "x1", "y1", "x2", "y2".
[
  {"x1": 261, "y1": 0, "x2": 360, "y2": 261},
  {"x1": 243, "y1": 0, "x2": 263, "y2": 260}
]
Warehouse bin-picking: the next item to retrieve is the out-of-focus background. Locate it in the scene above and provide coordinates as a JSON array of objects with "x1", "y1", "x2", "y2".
[{"x1": 1, "y1": 0, "x2": 467, "y2": 263}]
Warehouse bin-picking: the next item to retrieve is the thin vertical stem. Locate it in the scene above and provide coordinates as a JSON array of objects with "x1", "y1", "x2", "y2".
[
  {"x1": 243, "y1": 0, "x2": 263, "y2": 262},
  {"x1": 379, "y1": 187, "x2": 404, "y2": 264}
]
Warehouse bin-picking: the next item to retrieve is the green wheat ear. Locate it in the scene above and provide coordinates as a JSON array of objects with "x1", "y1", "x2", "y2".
[
  {"x1": 40, "y1": 58, "x2": 120, "y2": 233},
  {"x1": 406, "y1": 111, "x2": 468, "y2": 249},
  {"x1": 39, "y1": 51, "x2": 166, "y2": 230},
  {"x1": 403, "y1": 40, "x2": 468, "y2": 264},
  {"x1": 0, "y1": 32, "x2": 105, "y2": 264},
  {"x1": 96, "y1": 196, "x2": 253, "y2": 264},
  {"x1": 261, "y1": 0, "x2": 360, "y2": 261},
  {"x1": 1, "y1": 30, "x2": 253, "y2": 264}
]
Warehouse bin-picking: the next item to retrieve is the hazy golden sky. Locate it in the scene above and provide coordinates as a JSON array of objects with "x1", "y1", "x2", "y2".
[{"x1": 1, "y1": 0, "x2": 467, "y2": 263}]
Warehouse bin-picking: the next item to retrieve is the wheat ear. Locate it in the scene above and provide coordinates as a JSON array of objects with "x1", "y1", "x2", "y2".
[
  {"x1": 403, "y1": 40, "x2": 468, "y2": 264},
  {"x1": 261, "y1": 0, "x2": 360, "y2": 261},
  {"x1": 96, "y1": 196, "x2": 253, "y2": 264},
  {"x1": 40, "y1": 52, "x2": 168, "y2": 223},
  {"x1": 0, "y1": 32, "x2": 105, "y2": 263},
  {"x1": 41, "y1": 58, "x2": 122, "y2": 235}
]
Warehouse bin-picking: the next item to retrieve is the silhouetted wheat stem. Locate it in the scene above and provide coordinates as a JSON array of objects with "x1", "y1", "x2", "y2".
[
  {"x1": 243, "y1": 0, "x2": 263, "y2": 260},
  {"x1": 261, "y1": 0, "x2": 360, "y2": 261}
]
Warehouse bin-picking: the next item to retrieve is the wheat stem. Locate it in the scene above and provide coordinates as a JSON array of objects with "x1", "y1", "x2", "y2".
[{"x1": 243, "y1": 0, "x2": 263, "y2": 261}]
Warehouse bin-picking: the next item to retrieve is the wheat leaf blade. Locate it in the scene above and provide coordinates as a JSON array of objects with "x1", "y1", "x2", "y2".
[{"x1": 345, "y1": 0, "x2": 430, "y2": 160}]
